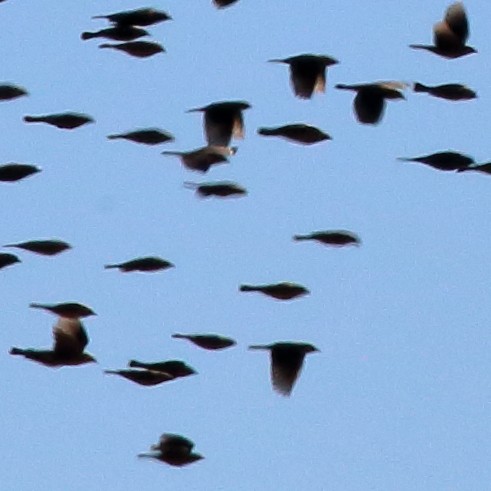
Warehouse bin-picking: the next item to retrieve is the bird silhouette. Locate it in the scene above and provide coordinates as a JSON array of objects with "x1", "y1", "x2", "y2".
[
  {"x1": 4, "y1": 239, "x2": 71, "y2": 256},
  {"x1": 162, "y1": 145, "x2": 236, "y2": 173},
  {"x1": 413, "y1": 82, "x2": 476, "y2": 101},
  {"x1": 239, "y1": 282, "x2": 309, "y2": 300},
  {"x1": 184, "y1": 181, "x2": 247, "y2": 198},
  {"x1": 457, "y1": 162, "x2": 491, "y2": 175},
  {"x1": 398, "y1": 151, "x2": 474, "y2": 171},
  {"x1": 249, "y1": 342, "x2": 319, "y2": 396},
  {"x1": 93, "y1": 8, "x2": 172, "y2": 26},
  {"x1": 257, "y1": 124, "x2": 331, "y2": 145},
  {"x1": 128, "y1": 359, "x2": 197, "y2": 378},
  {"x1": 294, "y1": 230, "x2": 361, "y2": 247},
  {"x1": 213, "y1": 0, "x2": 239, "y2": 7},
  {"x1": 99, "y1": 41, "x2": 164, "y2": 58},
  {"x1": 0, "y1": 163, "x2": 40, "y2": 182},
  {"x1": 138, "y1": 433, "x2": 204, "y2": 466},
  {"x1": 23, "y1": 112, "x2": 94, "y2": 129},
  {"x1": 107, "y1": 128, "x2": 174, "y2": 145},
  {"x1": 104, "y1": 369, "x2": 175, "y2": 386},
  {"x1": 172, "y1": 333, "x2": 236, "y2": 350},
  {"x1": 0, "y1": 84, "x2": 28, "y2": 101},
  {"x1": 0, "y1": 253, "x2": 20, "y2": 270},
  {"x1": 29, "y1": 302, "x2": 96, "y2": 319},
  {"x1": 81, "y1": 26, "x2": 149, "y2": 42},
  {"x1": 104, "y1": 256, "x2": 174, "y2": 273}
]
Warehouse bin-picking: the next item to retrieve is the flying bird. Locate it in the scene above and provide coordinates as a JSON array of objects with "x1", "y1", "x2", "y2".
[
  {"x1": 104, "y1": 256, "x2": 174, "y2": 273},
  {"x1": 10, "y1": 317, "x2": 96, "y2": 367},
  {"x1": 184, "y1": 181, "x2": 247, "y2": 198},
  {"x1": 239, "y1": 282, "x2": 309, "y2": 300},
  {"x1": 335, "y1": 81, "x2": 406, "y2": 124},
  {"x1": 293, "y1": 230, "x2": 361, "y2": 247},
  {"x1": 138, "y1": 433, "x2": 203, "y2": 467},
  {"x1": 409, "y1": 2, "x2": 476, "y2": 59},
  {"x1": 0, "y1": 163, "x2": 40, "y2": 182},
  {"x1": 107, "y1": 128, "x2": 174, "y2": 145},
  {"x1": 172, "y1": 333, "x2": 236, "y2": 350},
  {"x1": 162, "y1": 145, "x2": 236, "y2": 173},
  {"x1": 29, "y1": 302, "x2": 96, "y2": 319},
  {"x1": 93, "y1": 8, "x2": 172, "y2": 26},
  {"x1": 81, "y1": 26, "x2": 149, "y2": 42},
  {"x1": 128, "y1": 359, "x2": 197, "y2": 378},
  {"x1": 187, "y1": 101, "x2": 251, "y2": 147},
  {"x1": 0, "y1": 84, "x2": 28, "y2": 101},
  {"x1": 104, "y1": 369, "x2": 175, "y2": 386},
  {"x1": 457, "y1": 162, "x2": 491, "y2": 175},
  {"x1": 268, "y1": 54, "x2": 338, "y2": 99},
  {"x1": 257, "y1": 124, "x2": 331, "y2": 145},
  {"x1": 99, "y1": 41, "x2": 164, "y2": 58},
  {"x1": 23, "y1": 112, "x2": 94, "y2": 129},
  {"x1": 213, "y1": 0, "x2": 239, "y2": 7},
  {"x1": 4, "y1": 239, "x2": 71, "y2": 256},
  {"x1": 0, "y1": 253, "x2": 20, "y2": 270},
  {"x1": 398, "y1": 151, "x2": 474, "y2": 171},
  {"x1": 249, "y1": 342, "x2": 319, "y2": 396},
  {"x1": 413, "y1": 82, "x2": 476, "y2": 101}
]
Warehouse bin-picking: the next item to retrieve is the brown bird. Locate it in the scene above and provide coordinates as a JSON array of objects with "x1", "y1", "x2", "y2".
[
  {"x1": 104, "y1": 256, "x2": 174, "y2": 273},
  {"x1": 4, "y1": 239, "x2": 71, "y2": 256},
  {"x1": 0, "y1": 163, "x2": 40, "y2": 182},
  {"x1": 81, "y1": 25, "x2": 149, "y2": 41},
  {"x1": 457, "y1": 162, "x2": 491, "y2": 175},
  {"x1": 184, "y1": 181, "x2": 247, "y2": 198},
  {"x1": 258, "y1": 124, "x2": 331, "y2": 145},
  {"x1": 104, "y1": 369, "x2": 175, "y2": 386},
  {"x1": 187, "y1": 101, "x2": 251, "y2": 147},
  {"x1": 336, "y1": 81, "x2": 406, "y2": 124},
  {"x1": 139, "y1": 433, "x2": 204, "y2": 467},
  {"x1": 172, "y1": 333, "x2": 236, "y2": 350},
  {"x1": 213, "y1": 0, "x2": 239, "y2": 7},
  {"x1": 398, "y1": 151, "x2": 474, "y2": 171},
  {"x1": 93, "y1": 8, "x2": 171, "y2": 27},
  {"x1": 0, "y1": 253, "x2": 20, "y2": 270},
  {"x1": 10, "y1": 317, "x2": 96, "y2": 368},
  {"x1": 162, "y1": 145, "x2": 236, "y2": 173},
  {"x1": 293, "y1": 230, "x2": 361, "y2": 247},
  {"x1": 249, "y1": 342, "x2": 319, "y2": 396},
  {"x1": 99, "y1": 41, "x2": 164, "y2": 58},
  {"x1": 29, "y1": 302, "x2": 96, "y2": 319},
  {"x1": 128, "y1": 359, "x2": 197, "y2": 378},
  {"x1": 413, "y1": 82, "x2": 476, "y2": 101},
  {"x1": 107, "y1": 128, "x2": 174, "y2": 145},
  {"x1": 0, "y1": 84, "x2": 28, "y2": 101},
  {"x1": 269, "y1": 54, "x2": 338, "y2": 99},
  {"x1": 23, "y1": 112, "x2": 94, "y2": 129},
  {"x1": 410, "y1": 2, "x2": 476, "y2": 59},
  {"x1": 239, "y1": 282, "x2": 309, "y2": 300}
]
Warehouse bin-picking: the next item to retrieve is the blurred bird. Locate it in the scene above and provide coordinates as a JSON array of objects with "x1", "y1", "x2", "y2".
[
  {"x1": 104, "y1": 369, "x2": 175, "y2": 386},
  {"x1": 128, "y1": 359, "x2": 197, "y2": 378},
  {"x1": 398, "y1": 151, "x2": 474, "y2": 171},
  {"x1": 257, "y1": 124, "x2": 331, "y2": 145},
  {"x1": 81, "y1": 26, "x2": 149, "y2": 41},
  {"x1": 107, "y1": 128, "x2": 174, "y2": 145},
  {"x1": 0, "y1": 163, "x2": 40, "y2": 182},
  {"x1": 184, "y1": 181, "x2": 247, "y2": 198},
  {"x1": 10, "y1": 317, "x2": 96, "y2": 367},
  {"x1": 172, "y1": 333, "x2": 236, "y2": 350},
  {"x1": 93, "y1": 8, "x2": 172, "y2": 26},
  {"x1": 99, "y1": 41, "x2": 164, "y2": 58},
  {"x1": 138, "y1": 433, "x2": 203, "y2": 467},
  {"x1": 0, "y1": 253, "x2": 20, "y2": 270},
  {"x1": 293, "y1": 230, "x2": 361, "y2": 247},
  {"x1": 0, "y1": 84, "x2": 28, "y2": 101},
  {"x1": 410, "y1": 2, "x2": 476, "y2": 58},
  {"x1": 162, "y1": 145, "x2": 236, "y2": 173},
  {"x1": 335, "y1": 81, "x2": 406, "y2": 124},
  {"x1": 187, "y1": 101, "x2": 251, "y2": 147},
  {"x1": 23, "y1": 112, "x2": 94, "y2": 129},
  {"x1": 239, "y1": 282, "x2": 309, "y2": 300},
  {"x1": 104, "y1": 256, "x2": 174, "y2": 273},
  {"x1": 269, "y1": 54, "x2": 338, "y2": 99},
  {"x1": 4, "y1": 239, "x2": 71, "y2": 256},
  {"x1": 249, "y1": 342, "x2": 319, "y2": 396},
  {"x1": 413, "y1": 82, "x2": 476, "y2": 101},
  {"x1": 213, "y1": 0, "x2": 239, "y2": 7},
  {"x1": 457, "y1": 162, "x2": 491, "y2": 175},
  {"x1": 29, "y1": 302, "x2": 96, "y2": 319}
]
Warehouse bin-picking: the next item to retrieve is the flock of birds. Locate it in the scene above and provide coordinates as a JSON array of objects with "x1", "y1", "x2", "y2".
[{"x1": 2, "y1": 0, "x2": 484, "y2": 470}]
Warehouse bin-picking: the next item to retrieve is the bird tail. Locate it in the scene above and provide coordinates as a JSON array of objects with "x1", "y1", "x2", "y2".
[
  {"x1": 23, "y1": 116, "x2": 42, "y2": 123},
  {"x1": 9, "y1": 347, "x2": 25, "y2": 356},
  {"x1": 161, "y1": 151, "x2": 182, "y2": 157},
  {"x1": 104, "y1": 264, "x2": 119, "y2": 269},
  {"x1": 81, "y1": 32, "x2": 98, "y2": 41},
  {"x1": 334, "y1": 84, "x2": 354, "y2": 91},
  {"x1": 137, "y1": 452, "x2": 156, "y2": 459},
  {"x1": 239, "y1": 285, "x2": 259, "y2": 292},
  {"x1": 293, "y1": 235, "x2": 309, "y2": 241},
  {"x1": 396, "y1": 157, "x2": 416, "y2": 162},
  {"x1": 413, "y1": 82, "x2": 429, "y2": 93},
  {"x1": 29, "y1": 302, "x2": 47, "y2": 310},
  {"x1": 248, "y1": 345, "x2": 268, "y2": 350},
  {"x1": 257, "y1": 127, "x2": 277, "y2": 137},
  {"x1": 267, "y1": 59, "x2": 286, "y2": 63},
  {"x1": 183, "y1": 182, "x2": 199, "y2": 190},
  {"x1": 128, "y1": 360, "x2": 144, "y2": 368},
  {"x1": 99, "y1": 43, "x2": 113, "y2": 50},
  {"x1": 106, "y1": 134, "x2": 123, "y2": 140},
  {"x1": 171, "y1": 333, "x2": 188, "y2": 340},
  {"x1": 104, "y1": 370, "x2": 118, "y2": 375}
]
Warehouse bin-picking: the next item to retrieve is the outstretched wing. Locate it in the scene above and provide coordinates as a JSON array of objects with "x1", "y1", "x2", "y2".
[{"x1": 53, "y1": 318, "x2": 88, "y2": 357}]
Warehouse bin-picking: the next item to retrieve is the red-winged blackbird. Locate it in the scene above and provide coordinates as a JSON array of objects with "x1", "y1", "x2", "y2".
[
  {"x1": 138, "y1": 433, "x2": 203, "y2": 466},
  {"x1": 99, "y1": 41, "x2": 164, "y2": 58},
  {"x1": 107, "y1": 128, "x2": 174, "y2": 145},
  {"x1": 104, "y1": 256, "x2": 174, "y2": 273},
  {"x1": 172, "y1": 333, "x2": 236, "y2": 350},
  {"x1": 23, "y1": 112, "x2": 94, "y2": 129},
  {"x1": 93, "y1": 8, "x2": 172, "y2": 27},
  {"x1": 413, "y1": 82, "x2": 476, "y2": 101},
  {"x1": 293, "y1": 230, "x2": 361, "y2": 247},
  {"x1": 29, "y1": 302, "x2": 96, "y2": 319},
  {"x1": 239, "y1": 282, "x2": 309, "y2": 300},
  {"x1": 104, "y1": 369, "x2": 175, "y2": 386},
  {"x1": 4, "y1": 239, "x2": 71, "y2": 256},
  {"x1": 184, "y1": 181, "x2": 247, "y2": 198},
  {"x1": 258, "y1": 124, "x2": 331, "y2": 145},
  {"x1": 162, "y1": 145, "x2": 236, "y2": 173}
]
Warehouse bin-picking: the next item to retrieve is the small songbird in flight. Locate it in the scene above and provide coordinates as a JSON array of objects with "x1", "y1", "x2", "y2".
[
  {"x1": 398, "y1": 151, "x2": 474, "y2": 171},
  {"x1": 293, "y1": 230, "x2": 361, "y2": 247},
  {"x1": 104, "y1": 369, "x2": 175, "y2": 386},
  {"x1": 413, "y1": 82, "x2": 476, "y2": 101},
  {"x1": 23, "y1": 112, "x2": 94, "y2": 129},
  {"x1": 162, "y1": 145, "x2": 236, "y2": 173},
  {"x1": 172, "y1": 333, "x2": 236, "y2": 350},
  {"x1": 4, "y1": 239, "x2": 71, "y2": 256},
  {"x1": 138, "y1": 433, "x2": 203, "y2": 467},
  {"x1": 104, "y1": 256, "x2": 174, "y2": 273},
  {"x1": 239, "y1": 282, "x2": 309, "y2": 300},
  {"x1": 184, "y1": 181, "x2": 247, "y2": 198},
  {"x1": 107, "y1": 128, "x2": 174, "y2": 145},
  {"x1": 0, "y1": 253, "x2": 20, "y2": 270},
  {"x1": 257, "y1": 123, "x2": 331, "y2": 145},
  {"x1": 128, "y1": 359, "x2": 197, "y2": 378},
  {"x1": 93, "y1": 8, "x2": 172, "y2": 27},
  {"x1": 29, "y1": 302, "x2": 96, "y2": 319},
  {"x1": 99, "y1": 41, "x2": 165, "y2": 58},
  {"x1": 0, "y1": 163, "x2": 40, "y2": 182}
]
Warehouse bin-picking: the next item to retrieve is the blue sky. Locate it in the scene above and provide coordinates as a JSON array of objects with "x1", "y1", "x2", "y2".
[{"x1": 1, "y1": 1, "x2": 491, "y2": 490}]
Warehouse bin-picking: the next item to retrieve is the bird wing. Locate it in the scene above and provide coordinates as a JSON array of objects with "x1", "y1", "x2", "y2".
[
  {"x1": 444, "y1": 2, "x2": 469, "y2": 44},
  {"x1": 204, "y1": 111, "x2": 234, "y2": 147},
  {"x1": 433, "y1": 21, "x2": 461, "y2": 50},
  {"x1": 53, "y1": 318, "x2": 88, "y2": 356},
  {"x1": 290, "y1": 63, "x2": 320, "y2": 99},
  {"x1": 232, "y1": 111, "x2": 245, "y2": 140},
  {"x1": 353, "y1": 90, "x2": 385, "y2": 124},
  {"x1": 271, "y1": 346, "x2": 305, "y2": 396},
  {"x1": 155, "y1": 434, "x2": 194, "y2": 455}
]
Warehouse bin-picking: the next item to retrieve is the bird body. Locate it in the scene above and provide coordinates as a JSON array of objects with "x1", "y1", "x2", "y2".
[
  {"x1": 29, "y1": 302, "x2": 96, "y2": 319},
  {"x1": 0, "y1": 253, "x2": 20, "y2": 270},
  {"x1": 398, "y1": 151, "x2": 474, "y2": 171},
  {"x1": 93, "y1": 8, "x2": 172, "y2": 27},
  {"x1": 99, "y1": 41, "x2": 164, "y2": 58},
  {"x1": 104, "y1": 256, "x2": 174, "y2": 273},
  {"x1": 257, "y1": 124, "x2": 331, "y2": 145},
  {"x1": 172, "y1": 333, "x2": 236, "y2": 350},
  {"x1": 294, "y1": 230, "x2": 361, "y2": 247},
  {"x1": 104, "y1": 369, "x2": 175, "y2": 386},
  {"x1": 0, "y1": 84, "x2": 27, "y2": 101},
  {"x1": 0, "y1": 163, "x2": 40, "y2": 182},
  {"x1": 184, "y1": 181, "x2": 247, "y2": 198},
  {"x1": 23, "y1": 112, "x2": 93, "y2": 129},
  {"x1": 139, "y1": 433, "x2": 203, "y2": 466},
  {"x1": 162, "y1": 145, "x2": 236, "y2": 173},
  {"x1": 128, "y1": 359, "x2": 196, "y2": 378},
  {"x1": 4, "y1": 239, "x2": 71, "y2": 256},
  {"x1": 107, "y1": 128, "x2": 174, "y2": 145},
  {"x1": 239, "y1": 282, "x2": 309, "y2": 300},
  {"x1": 413, "y1": 82, "x2": 476, "y2": 101},
  {"x1": 81, "y1": 26, "x2": 149, "y2": 42}
]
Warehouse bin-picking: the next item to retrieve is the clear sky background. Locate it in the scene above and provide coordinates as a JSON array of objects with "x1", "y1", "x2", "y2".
[{"x1": 1, "y1": 1, "x2": 490, "y2": 490}]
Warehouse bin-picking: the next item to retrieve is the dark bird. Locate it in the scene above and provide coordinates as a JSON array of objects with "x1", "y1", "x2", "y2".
[
  {"x1": 0, "y1": 163, "x2": 40, "y2": 182},
  {"x1": 213, "y1": 0, "x2": 239, "y2": 7},
  {"x1": 187, "y1": 101, "x2": 251, "y2": 147},
  {"x1": 268, "y1": 54, "x2": 338, "y2": 99},
  {"x1": 138, "y1": 433, "x2": 204, "y2": 467},
  {"x1": 410, "y1": 2, "x2": 476, "y2": 58},
  {"x1": 162, "y1": 145, "x2": 236, "y2": 173},
  {"x1": 4, "y1": 239, "x2": 71, "y2": 256},
  {"x1": 0, "y1": 84, "x2": 28, "y2": 101},
  {"x1": 0, "y1": 253, "x2": 20, "y2": 270},
  {"x1": 184, "y1": 181, "x2": 247, "y2": 198},
  {"x1": 293, "y1": 230, "x2": 361, "y2": 247},
  {"x1": 104, "y1": 256, "x2": 174, "y2": 273},
  {"x1": 107, "y1": 128, "x2": 174, "y2": 145},
  {"x1": 413, "y1": 82, "x2": 476, "y2": 101},
  {"x1": 172, "y1": 333, "x2": 236, "y2": 350},
  {"x1": 104, "y1": 369, "x2": 175, "y2": 386},
  {"x1": 99, "y1": 41, "x2": 164, "y2": 58},
  {"x1": 93, "y1": 8, "x2": 172, "y2": 26},
  {"x1": 335, "y1": 81, "x2": 406, "y2": 124},
  {"x1": 398, "y1": 151, "x2": 474, "y2": 171},
  {"x1": 249, "y1": 342, "x2": 319, "y2": 396},
  {"x1": 81, "y1": 25, "x2": 149, "y2": 41},
  {"x1": 23, "y1": 112, "x2": 94, "y2": 129},
  {"x1": 128, "y1": 359, "x2": 196, "y2": 378},
  {"x1": 257, "y1": 124, "x2": 331, "y2": 145},
  {"x1": 29, "y1": 302, "x2": 96, "y2": 319},
  {"x1": 457, "y1": 162, "x2": 491, "y2": 175},
  {"x1": 239, "y1": 282, "x2": 309, "y2": 300},
  {"x1": 10, "y1": 317, "x2": 96, "y2": 368}
]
